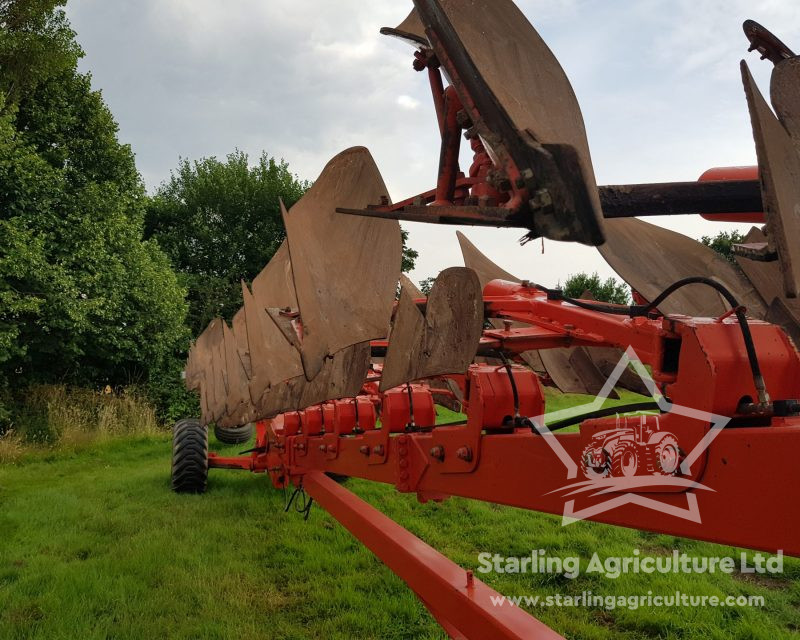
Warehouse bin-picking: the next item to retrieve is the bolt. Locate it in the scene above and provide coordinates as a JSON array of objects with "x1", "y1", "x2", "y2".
[
  {"x1": 399, "y1": 458, "x2": 409, "y2": 468},
  {"x1": 520, "y1": 168, "x2": 534, "y2": 180},
  {"x1": 400, "y1": 470, "x2": 409, "y2": 481},
  {"x1": 373, "y1": 445, "x2": 384, "y2": 456},
  {"x1": 295, "y1": 442, "x2": 305, "y2": 451},
  {"x1": 529, "y1": 188, "x2": 553, "y2": 210},
  {"x1": 456, "y1": 110, "x2": 472, "y2": 129},
  {"x1": 466, "y1": 570, "x2": 474, "y2": 588},
  {"x1": 318, "y1": 444, "x2": 326, "y2": 452},
  {"x1": 456, "y1": 446, "x2": 473, "y2": 462},
  {"x1": 429, "y1": 445, "x2": 445, "y2": 461},
  {"x1": 326, "y1": 444, "x2": 336, "y2": 453},
  {"x1": 563, "y1": 323, "x2": 575, "y2": 331},
  {"x1": 521, "y1": 279, "x2": 532, "y2": 288},
  {"x1": 359, "y1": 445, "x2": 370, "y2": 455}
]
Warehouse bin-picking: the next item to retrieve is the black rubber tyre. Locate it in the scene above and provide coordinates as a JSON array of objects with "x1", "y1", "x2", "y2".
[
  {"x1": 171, "y1": 418, "x2": 208, "y2": 493},
  {"x1": 213, "y1": 422, "x2": 254, "y2": 445}
]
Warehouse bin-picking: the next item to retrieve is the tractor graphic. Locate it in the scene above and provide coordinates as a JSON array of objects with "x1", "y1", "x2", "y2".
[{"x1": 580, "y1": 415, "x2": 681, "y2": 479}]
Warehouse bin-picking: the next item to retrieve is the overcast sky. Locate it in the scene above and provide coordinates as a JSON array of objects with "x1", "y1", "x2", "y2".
[{"x1": 65, "y1": 0, "x2": 799, "y2": 287}]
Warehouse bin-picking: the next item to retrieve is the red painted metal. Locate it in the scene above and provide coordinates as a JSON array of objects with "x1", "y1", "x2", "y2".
[
  {"x1": 699, "y1": 166, "x2": 764, "y2": 222},
  {"x1": 382, "y1": 384, "x2": 436, "y2": 431},
  {"x1": 206, "y1": 280, "x2": 800, "y2": 637},
  {"x1": 232, "y1": 281, "x2": 800, "y2": 556},
  {"x1": 211, "y1": 279, "x2": 800, "y2": 557},
  {"x1": 433, "y1": 86, "x2": 466, "y2": 206},
  {"x1": 302, "y1": 470, "x2": 566, "y2": 640}
]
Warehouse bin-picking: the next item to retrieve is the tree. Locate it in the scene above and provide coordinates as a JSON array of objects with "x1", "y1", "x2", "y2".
[
  {"x1": 146, "y1": 152, "x2": 420, "y2": 336},
  {"x1": 0, "y1": 1, "x2": 82, "y2": 112},
  {"x1": 401, "y1": 229, "x2": 417, "y2": 274},
  {"x1": 700, "y1": 230, "x2": 745, "y2": 263},
  {"x1": 145, "y1": 151, "x2": 309, "y2": 335},
  {"x1": 560, "y1": 272, "x2": 630, "y2": 304},
  {"x1": 0, "y1": 2, "x2": 188, "y2": 421},
  {"x1": 418, "y1": 277, "x2": 435, "y2": 296}
]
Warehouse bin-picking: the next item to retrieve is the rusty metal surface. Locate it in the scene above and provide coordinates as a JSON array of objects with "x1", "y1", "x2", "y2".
[
  {"x1": 736, "y1": 226, "x2": 800, "y2": 342},
  {"x1": 296, "y1": 342, "x2": 372, "y2": 408},
  {"x1": 733, "y1": 241, "x2": 776, "y2": 261},
  {"x1": 242, "y1": 280, "x2": 304, "y2": 409},
  {"x1": 339, "y1": 179, "x2": 764, "y2": 226},
  {"x1": 266, "y1": 308, "x2": 301, "y2": 350},
  {"x1": 458, "y1": 231, "x2": 620, "y2": 394},
  {"x1": 400, "y1": 274, "x2": 425, "y2": 299},
  {"x1": 283, "y1": 147, "x2": 403, "y2": 380},
  {"x1": 252, "y1": 343, "x2": 371, "y2": 418},
  {"x1": 381, "y1": 267, "x2": 483, "y2": 391},
  {"x1": 600, "y1": 180, "x2": 762, "y2": 218},
  {"x1": 187, "y1": 323, "x2": 215, "y2": 424},
  {"x1": 538, "y1": 349, "x2": 593, "y2": 395},
  {"x1": 766, "y1": 297, "x2": 800, "y2": 345},
  {"x1": 743, "y1": 60, "x2": 800, "y2": 298},
  {"x1": 252, "y1": 241, "x2": 297, "y2": 310},
  {"x1": 220, "y1": 321, "x2": 255, "y2": 427},
  {"x1": 206, "y1": 319, "x2": 227, "y2": 423},
  {"x1": 736, "y1": 227, "x2": 783, "y2": 303},
  {"x1": 380, "y1": 8, "x2": 428, "y2": 47},
  {"x1": 771, "y1": 56, "x2": 800, "y2": 154},
  {"x1": 743, "y1": 19, "x2": 795, "y2": 65},
  {"x1": 599, "y1": 217, "x2": 766, "y2": 317},
  {"x1": 231, "y1": 309, "x2": 252, "y2": 379},
  {"x1": 414, "y1": 0, "x2": 604, "y2": 245},
  {"x1": 456, "y1": 231, "x2": 519, "y2": 286}
]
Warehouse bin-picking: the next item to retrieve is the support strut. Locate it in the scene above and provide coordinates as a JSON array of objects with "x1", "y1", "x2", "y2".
[{"x1": 301, "y1": 471, "x2": 565, "y2": 640}]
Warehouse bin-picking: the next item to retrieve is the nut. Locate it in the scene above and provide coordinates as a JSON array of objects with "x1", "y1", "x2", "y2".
[{"x1": 456, "y1": 446, "x2": 473, "y2": 462}]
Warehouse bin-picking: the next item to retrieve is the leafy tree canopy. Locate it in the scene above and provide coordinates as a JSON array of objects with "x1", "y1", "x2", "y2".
[
  {"x1": 700, "y1": 229, "x2": 745, "y2": 263},
  {"x1": 145, "y1": 151, "x2": 309, "y2": 335},
  {"x1": 0, "y1": 1, "x2": 187, "y2": 412},
  {"x1": 146, "y1": 151, "x2": 419, "y2": 336},
  {"x1": 0, "y1": 0, "x2": 82, "y2": 111},
  {"x1": 560, "y1": 271, "x2": 630, "y2": 305},
  {"x1": 418, "y1": 277, "x2": 435, "y2": 296}
]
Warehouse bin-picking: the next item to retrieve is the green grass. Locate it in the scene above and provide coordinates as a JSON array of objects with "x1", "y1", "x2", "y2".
[{"x1": 1, "y1": 403, "x2": 799, "y2": 639}]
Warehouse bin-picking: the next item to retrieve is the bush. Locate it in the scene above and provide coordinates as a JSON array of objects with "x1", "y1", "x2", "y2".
[
  {"x1": 6, "y1": 385, "x2": 160, "y2": 455},
  {"x1": 560, "y1": 272, "x2": 630, "y2": 304}
]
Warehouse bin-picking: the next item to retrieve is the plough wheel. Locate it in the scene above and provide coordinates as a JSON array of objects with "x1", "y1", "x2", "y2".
[
  {"x1": 213, "y1": 422, "x2": 254, "y2": 445},
  {"x1": 171, "y1": 418, "x2": 208, "y2": 494}
]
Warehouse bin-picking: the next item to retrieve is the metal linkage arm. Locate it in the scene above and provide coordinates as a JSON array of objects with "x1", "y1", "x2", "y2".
[{"x1": 302, "y1": 471, "x2": 565, "y2": 640}]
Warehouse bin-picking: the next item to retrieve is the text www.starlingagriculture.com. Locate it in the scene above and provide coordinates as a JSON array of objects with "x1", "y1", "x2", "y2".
[{"x1": 490, "y1": 592, "x2": 765, "y2": 611}]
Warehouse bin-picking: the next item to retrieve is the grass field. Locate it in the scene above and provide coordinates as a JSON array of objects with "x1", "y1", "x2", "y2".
[{"x1": 1, "y1": 401, "x2": 799, "y2": 639}]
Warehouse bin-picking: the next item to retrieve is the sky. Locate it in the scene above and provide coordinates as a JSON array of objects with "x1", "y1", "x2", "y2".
[{"x1": 65, "y1": 0, "x2": 800, "y2": 287}]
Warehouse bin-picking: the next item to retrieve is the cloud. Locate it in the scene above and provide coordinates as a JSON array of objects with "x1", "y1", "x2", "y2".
[
  {"x1": 397, "y1": 95, "x2": 420, "y2": 110},
  {"x1": 65, "y1": 0, "x2": 797, "y2": 286}
]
